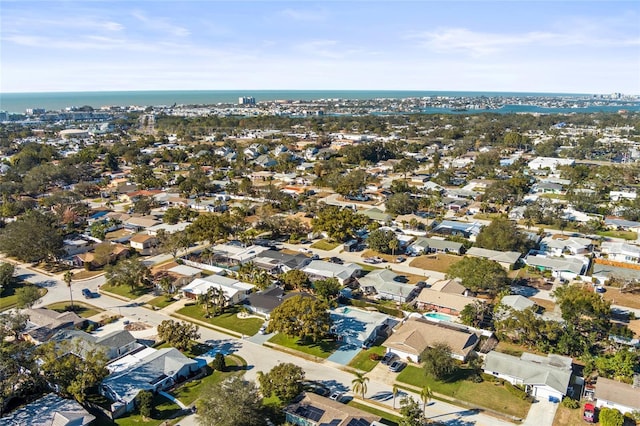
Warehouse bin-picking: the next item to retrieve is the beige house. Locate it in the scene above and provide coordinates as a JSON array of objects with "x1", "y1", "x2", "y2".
[
  {"x1": 595, "y1": 377, "x2": 640, "y2": 415},
  {"x1": 383, "y1": 317, "x2": 480, "y2": 362},
  {"x1": 414, "y1": 279, "x2": 478, "y2": 315}
]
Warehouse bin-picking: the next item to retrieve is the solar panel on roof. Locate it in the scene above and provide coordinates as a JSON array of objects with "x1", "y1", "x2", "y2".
[
  {"x1": 306, "y1": 406, "x2": 325, "y2": 422},
  {"x1": 345, "y1": 418, "x2": 372, "y2": 426}
]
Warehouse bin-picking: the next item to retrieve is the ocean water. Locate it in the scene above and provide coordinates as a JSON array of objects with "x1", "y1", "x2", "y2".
[{"x1": 0, "y1": 89, "x2": 601, "y2": 114}]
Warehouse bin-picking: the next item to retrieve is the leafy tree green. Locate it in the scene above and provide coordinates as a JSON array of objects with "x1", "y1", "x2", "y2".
[
  {"x1": 552, "y1": 284, "x2": 611, "y2": 341},
  {"x1": 0, "y1": 262, "x2": 14, "y2": 296},
  {"x1": 367, "y1": 229, "x2": 398, "y2": 254},
  {"x1": 599, "y1": 407, "x2": 624, "y2": 426},
  {"x1": 280, "y1": 269, "x2": 310, "y2": 290},
  {"x1": 312, "y1": 204, "x2": 369, "y2": 242},
  {"x1": 385, "y1": 193, "x2": 418, "y2": 215},
  {"x1": 268, "y1": 295, "x2": 331, "y2": 343},
  {"x1": 16, "y1": 285, "x2": 42, "y2": 308},
  {"x1": 162, "y1": 207, "x2": 182, "y2": 225},
  {"x1": 0, "y1": 210, "x2": 63, "y2": 262},
  {"x1": 459, "y1": 300, "x2": 491, "y2": 328},
  {"x1": 475, "y1": 217, "x2": 532, "y2": 253},
  {"x1": 38, "y1": 340, "x2": 108, "y2": 403},
  {"x1": 446, "y1": 257, "x2": 508, "y2": 294},
  {"x1": 0, "y1": 336, "x2": 40, "y2": 415},
  {"x1": 212, "y1": 353, "x2": 226, "y2": 372},
  {"x1": 398, "y1": 396, "x2": 426, "y2": 426},
  {"x1": 421, "y1": 342, "x2": 457, "y2": 380},
  {"x1": 257, "y1": 362, "x2": 305, "y2": 404},
  {"x1": 313, "y1": 277, "x2": 342, "y2": 302},
  {"x1": 187, "y1": 212, "x2": 234, "y2": 243},
  {"x1": 105, "y1": 257, "x2": 151, "y2": 290},
  {"x1": 157, "y1": 320, "x2": 200, "y2": 351},
  {"x1": 334, "y1": 170, "x2": 368, "y2": 197},
  {"x1": 137, "y1": 390, "x2": 153, "y2": 418},
  {"x1": 197, "y1": 376, "x2": 266, "y2": 426},
  {"x1": 595, "y1": 350, "x2": 638, "y2": 381}
]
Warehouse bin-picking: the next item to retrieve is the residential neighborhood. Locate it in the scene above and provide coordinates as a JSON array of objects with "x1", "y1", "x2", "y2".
[{"x1": 1, "y1": 100, "x2": 640, "y2": 426}]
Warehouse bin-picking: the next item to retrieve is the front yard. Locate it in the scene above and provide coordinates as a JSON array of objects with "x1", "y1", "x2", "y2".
[
  {"x1": 409, "y1": 254, "x2": 462, "y2": 273},
  {"x1": 171, "y1": 354, "x2": 245, "y2": 406},
  {"x1": 176, "y1": 304, "x2": 264, "y2": 336},
  {"x1": 0, "y1": 281, "x2": 47, "y2": 311},
  {"x1": 267, "y1": 333, "x2": 338, "y2": 359},
  {"x1": 397, "y1": 365, "x2": 531, "y2": 419},
  {"x1": 46, "y1": 301, "x2": 104, "y2": 318},
  {"x1": 311, "y1": 239, "x2": 340, "y2": 251},
  {"x1": 104, "y1": 394, "x2": 183, "y2": 426},
  {"x1": 146, "y1": 295, "x2": 176, "y2": 309},
  {"x1": 348, "y1": 346, "x2": 387, "y2": 372},
  {"x1": 100, "y1": 282, "x2": 153, "y2": 300}
]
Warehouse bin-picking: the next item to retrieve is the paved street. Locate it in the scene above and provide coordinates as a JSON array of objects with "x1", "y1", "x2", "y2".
[{"x1": 8, "y1": 257, "x2": 522, "y2": 426}]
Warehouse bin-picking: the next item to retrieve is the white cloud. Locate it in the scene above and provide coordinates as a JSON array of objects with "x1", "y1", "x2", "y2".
[
  {"x1": 409, "y1": 26, "x2": 640, "y2": 57},
  {"x1": 131, "y1": 10, "x2": 190, "y2": 37},
  {"x1": 279, "y1": 8, "x2": 327, "y2": 22}
]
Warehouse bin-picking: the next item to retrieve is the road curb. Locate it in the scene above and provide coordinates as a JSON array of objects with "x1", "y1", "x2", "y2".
[{"x1": 170, "y1": 312, "x2": 242, "y2": 338}]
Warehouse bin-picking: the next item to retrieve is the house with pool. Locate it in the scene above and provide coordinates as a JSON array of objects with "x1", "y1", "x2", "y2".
[
  {"x1": 382, "y1": 317, "x2": 480, "y2": 362},
  {"x1": 329, "y1": 306, "x2": 398, "y2": 349}
]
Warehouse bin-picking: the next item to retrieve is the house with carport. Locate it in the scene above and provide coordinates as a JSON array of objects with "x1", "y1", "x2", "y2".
[{"x1": 483, "y1": 351, "x2": 573, "y2": 401}]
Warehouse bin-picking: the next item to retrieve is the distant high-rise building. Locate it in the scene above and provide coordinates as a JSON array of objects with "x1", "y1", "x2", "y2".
[
  {"x1": 238, "y1": 96, "x2": 256, "y2": 105},
  {"x1": 25, "y1": 108, "x2": 46, "y2": 115},
  {"x1": 0, "y1": 111, "x2": 7, "y2": 121}
]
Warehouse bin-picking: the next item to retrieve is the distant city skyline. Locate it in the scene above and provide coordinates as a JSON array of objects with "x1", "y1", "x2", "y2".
[{"x1": 1, "y1": 1, "x2": 639, "y2": 94}]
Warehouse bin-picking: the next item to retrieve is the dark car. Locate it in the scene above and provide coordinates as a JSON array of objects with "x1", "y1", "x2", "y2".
[
  {"x1": 329, "y1": 257, "x2": 344, "y2": 264},
  {"x1": 381, "y1": 352, "x2": 397, "y2": 365},
  {"x1": 81, "y1": 288, "x2": 94, "y2": 299}
]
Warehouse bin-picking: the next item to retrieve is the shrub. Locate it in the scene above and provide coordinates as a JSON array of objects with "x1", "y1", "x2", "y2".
[
  {"x1": 504, "y1": 382, "x2": 529, "y2": 400},
  {"x1": 369, "y1": 353, "x2": 382, "y2": 361},
  {"x1": 561, "y1": 397, "x2": 580, "y2": 409}
]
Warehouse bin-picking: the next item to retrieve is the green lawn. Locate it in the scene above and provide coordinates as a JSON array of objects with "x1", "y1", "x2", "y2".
[
  {"x1": 176, "y1": 304, "x2": 264, "y2": 336},
  {"x1": 46, "y1": 301, "x2": 104, "y2": 318},
  {"x1": 114, "y1": 394, "x2": 183, "y2": 426},
  {"x1": 147, "y1": 296, "x2": 176, "y2": 309},
  {"x1": 100, "y1": 282, "x2": 153, "y2": 300},
  {"x1": 0, "y1": 281, "x2": 46, "y2": 311},
  {"x1": 267, "y1": 333, "x2": 338, "y2": 359},
  {"x1": 396, "y1": 365, "x2": 530, "y2": 419},
  {"x1": 348, "y1": 346, "x2": 387, "y2": 372},
  {"x1": 597, "y1": 230, "x2": 638, "y2": 240},
  {"x1": 171, "y1": 355, "x2": 245, "y2": 406},
  {"x1": 310, "y1": 239, "x2": 340, "y2": 251},
  {"x1": 347, "y1": 400, "x2": 402, "y2": 426},
  {"x1": 155, "y1": 340, "x2": 212, "y2": 359}
]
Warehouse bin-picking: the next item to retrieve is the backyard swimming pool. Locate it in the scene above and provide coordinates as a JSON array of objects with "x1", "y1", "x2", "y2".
[{"x1": 424, "y1": 312, "x2": 456, "y2": 322}]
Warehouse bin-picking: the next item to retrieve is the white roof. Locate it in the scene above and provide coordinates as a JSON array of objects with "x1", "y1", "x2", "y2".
[
  {"x1": 168, "y1": 264, "x2": 203, "y2": 277},
  {"x1": 107, "y1": 347, "x2": 157, "y2": 374},
  {"x1": 211, "y1": 244, "x2": 269, "y2": 262},
  {"x1": 181, "y1": 276, "x2": 254, "y2": 298},
  {"x1": 601, "y1": 241, "x2": 640, "y2": 257},
  {"x1": 303, "y1": 260, "x2": 361, "y2": 281}
]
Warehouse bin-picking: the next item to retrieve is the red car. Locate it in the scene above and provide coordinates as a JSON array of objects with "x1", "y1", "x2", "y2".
[{"x1": 583, "y1": 403, "x2": 595, "y2": 423}]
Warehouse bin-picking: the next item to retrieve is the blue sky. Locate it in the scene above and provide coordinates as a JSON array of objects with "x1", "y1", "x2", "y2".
[{"x1": 1, "y1": 1, "x2": 639, "y2": 94}]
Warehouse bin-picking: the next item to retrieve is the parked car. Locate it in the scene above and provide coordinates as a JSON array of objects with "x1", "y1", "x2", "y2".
[
  {"x1": 329, "y1": 391, "x2": 344, "y2": 401},
  {"x1": 328, "y1": 257, "x2": 344, "y2": 264},
  {"x1": 381, "y1": 352, "x2": 397, "y2": 365},
  {"x1": 396, "y1": 256, "x2": 406, "y2": 263},
  {"x1": 258, "y1": 325, "x2": 268, "y2": 334},
  {"x1": 389, "y1": 360, "x2": 406, "y2": 373},
  {"x1": 298, "y1": 248, "x2": 313, "y2": 254},
  {"x1": 81, "y1": 288, "x2": 94, "y2": 299},
  {"x1": 595, "y1": 286, "x2": 606, "y2": 293}
]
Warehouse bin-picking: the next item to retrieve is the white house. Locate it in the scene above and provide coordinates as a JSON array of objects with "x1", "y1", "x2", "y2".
[
  {"x1": 527, "y1": 157, "x2": 575, "y2": 171},
  {"x1": 329, "y1": 306, "x2": 398, "y2": 348},
  {"x1": 601, "y1": 241, "x2": 640, "y2": 264},
  {"x1": 483, "y1": 351, "x2": 572, "y2": 401},
  {"x1": 302, "y1": 260, "x2": 362, "y2": 285},
  {"x1": 181, "y1": 275, "x2": 254, "y2": 305},
  {"x1": 594, "y1": 377, "x2": 640, "y2": 415},
  {"x1": 540, "y1": 236, "x2": 593, "y2": 256}
]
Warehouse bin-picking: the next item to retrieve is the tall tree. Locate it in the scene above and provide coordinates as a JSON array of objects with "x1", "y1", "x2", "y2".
[
  {"x1": 105, "y1": 257, "x2": 150, "y2": 290},
  {"x1": 16, "y1": 286, "x2": 42, "y2": 308},
  {"x1": 0, "y1": 263, "x2": 15, "y2": 296},
  {"x1": 157, "y1": 320, "x2": 200, "y2": 351},
  {"x1": 313, "y1": 278, "x2": 342, "y2": 302},
  {"x1": 268, "y1": 295, "x2": 331, "y2": 343},
  {"x1": 257, "y1": 362, "x2": 305, "y2": 405},
  {"x1": 398, "y1": 396, "x2": 426, "y2": 426},
  {"x1": 280, "y1": 269, "x2": 310, "y2": 291},
  {"x1": 197, "y1": 376, "x2": 266, "y2": 426},
  {"x1": 447, "y1": 257, "x2": 508, "y2": 294},
  {"x1": 0, "y1": 210, "x2": 63, "y2": 263},
  {"x1": 312, "y1": 204, "x2": 369, "y2": 242},
  {"x1": 351, "y1": 372, "x2": 370, "y2": 399},
  {"x1": 419, "y1": 386, "x2": 433, "y2": 414},
  {"x1": 475, "y1": 217, "x2": 531, "y2": 253},
  {"x1": 63, "y1": 270, "x2": 74, "y2": 312},
  {"x1": 421, "y1": 342, "x2": 457, "y2": 380}
]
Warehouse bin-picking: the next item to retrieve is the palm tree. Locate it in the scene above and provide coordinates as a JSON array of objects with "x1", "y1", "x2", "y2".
[
  {"x1": 351, "y1": 372, "x2": 369, "y2": 400},
  {"x1": 198, "y1": 288, "x2": 213, "y2": 317},
  {"x1": 389, "y1": 238, "x2": 399, "y2": 256},
  {"x1": 63, "y1": 270, "x2": 74, "y2": 312},
  {"x1": 392, "y1": 384, "x2": 400, "y2": 409},
  {"x1": 420, "y1": 386, "x2": 433, "y2": 414}
]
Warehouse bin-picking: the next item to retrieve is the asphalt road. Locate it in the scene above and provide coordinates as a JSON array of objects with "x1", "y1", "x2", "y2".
[{"x1": 8, "y1": 257, "x2": 517, "y2": 426}]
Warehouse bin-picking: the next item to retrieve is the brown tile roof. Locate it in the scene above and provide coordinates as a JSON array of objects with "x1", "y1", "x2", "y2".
[
  {"x1": 595, "y1": 377, "x2": 640, "y2": 411},
  {"x1": 383, "y1": 317, "x2": 479, "y2": 359}
]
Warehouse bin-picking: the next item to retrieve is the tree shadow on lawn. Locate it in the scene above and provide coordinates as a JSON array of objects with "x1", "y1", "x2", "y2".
[{"x1": 297, "y1": 338, "x2": 339, "y2": 353}]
